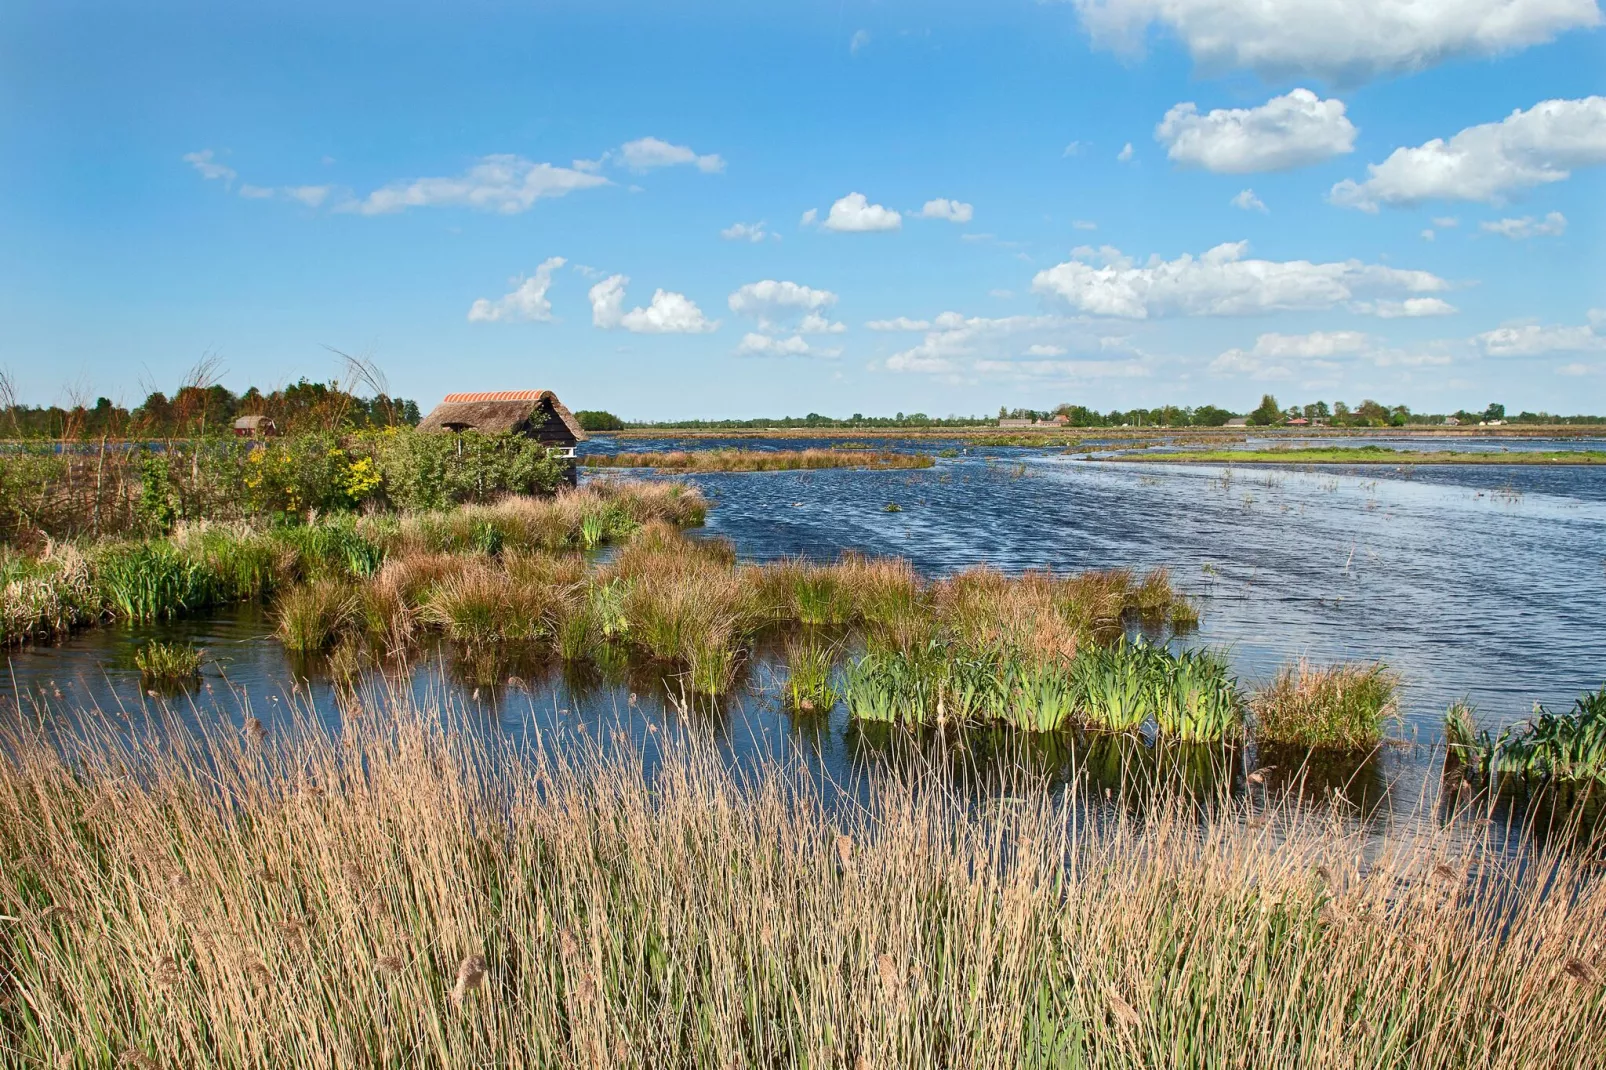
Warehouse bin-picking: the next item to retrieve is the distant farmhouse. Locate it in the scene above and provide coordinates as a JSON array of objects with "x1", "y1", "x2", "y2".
[{"x1": 417, "y1": 390, "x2": 587, "y2": 457}]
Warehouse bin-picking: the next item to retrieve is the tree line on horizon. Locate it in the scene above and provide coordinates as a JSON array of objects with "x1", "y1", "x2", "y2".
[
  {"x1": 577, "y1": 399, "x2": 1606, "y2": 432},
  {"x1": 0, "y1": 375, "x2": 421, "y2": 441}
]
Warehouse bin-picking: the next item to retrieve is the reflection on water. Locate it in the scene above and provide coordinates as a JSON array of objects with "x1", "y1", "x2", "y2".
[{"x1": 5, "y1": 438, "x2": 1605, "y2": 831}]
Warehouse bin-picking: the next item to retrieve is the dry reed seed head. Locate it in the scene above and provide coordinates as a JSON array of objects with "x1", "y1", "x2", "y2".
[
  {"x1": 1432, "y1": 862, "x2": 1459, "y2": 885},
  {"x1": 836, "y1": 833, "x2": 853, "y2": 870},
  {"x1": 1562, "y1": 958, "x2": 1600, "y2": 988},
  {"x1": 450, "y1": 953, "x2": 488, "y2": 1007},
  {"x1": 560, "y1": 927, "x2": 579, "y2": 961},
  {"x1": 153, "y1": 954, "x2": 182, "y2": 989},
  {"x1": 1107, "y1": 989, "x2": 1143, "y2": 1030},
  {"x1": 876, "y1": 953, "x2": 903, "y2": 995}
]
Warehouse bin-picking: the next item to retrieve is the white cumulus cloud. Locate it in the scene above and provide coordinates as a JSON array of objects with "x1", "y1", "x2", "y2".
[
  {"x1": 1117, "y1": 142, "x2": 1135, "y2": 162},
  {"x1": 866, "y1": 316, "x2": 934, "y2": 331},
  {"x1": 354, "y1": 155, "x2": 609, "y2": 215},
  {"x1": 1480, "y1": 211, "x2": 1568, "y2": 237},
  {"x1": 617, "y1": 136, "x2": 725, "y2": 174},
  {"x1": 469, "y1": 257, "x2": 567, "y2": 324},
  {"x1": 729, "y1": 281, "x2": 845, "y2": 343},
  {"x1": 589, "y1": 275, "x2": 716, "y2": 334},
  {"x1": 1031, "y1": 241, "x2": 1449, "y2": 319},
  {"x1": 821, "y1": 193, "x2": 902, "y2": 232},
  {"x1": 721, "y1": 221, "x2": 771, "y2": 242},
  {"x1": 1476, "y1": 317, "x2": 1606, "y2": 355},
  {"x1": 1212, "y1": 330, "x2": 1452, "y2": 377},
  {"x1": 283, "y1": 185, "x2": 332, "y2": 208},
  {"x1": 882, "y1": 313, "x2": 1144, "y2": 379},
  {"x1": 728, "y1": 280, "x2": 838, "y2": 317},
  {"x1": 1331, "y1": 96, "x2": 1606, "y2": 210},
  {"x1": 1069, "y1": 0, "x2": 1602, "y2": 83},
  {"x1": 1352, "y1": 297, "x2": 1460, "y2": 317},
  {"x1": 183, "y1": 149, "x2": 237, "y2": 184},
  {"x1": 737, "y1": 333, "x2": 823, "y2": 357},
  {"x1": 1157, "y1": 89, "x2": 1356, "y2": 172},
  {"x1": 920, "y1": 198, "x2": 975, "y2": 223},
  {"x1": 1231, "y1": 189, "x2": 1268, "y2": 212}
]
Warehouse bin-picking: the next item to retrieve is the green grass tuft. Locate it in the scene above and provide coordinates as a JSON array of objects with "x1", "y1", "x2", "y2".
[{"x1": 1251, "y1": 661, "x2": 1398, "y2": 750}]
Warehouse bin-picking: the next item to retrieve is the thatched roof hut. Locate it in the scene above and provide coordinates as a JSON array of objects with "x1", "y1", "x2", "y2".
[
  {"x1": 416, "y1": 390, "x2": 588, "y2": 447},
  {"x1": 232, "y1": 414, "x2": 277, "y2": 437}
]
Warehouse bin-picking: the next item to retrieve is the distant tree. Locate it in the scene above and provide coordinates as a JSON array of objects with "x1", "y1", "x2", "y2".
[
  {"x1": 1246, "y1": 394, "x2": 1282, "y2": 426},
  {"x1": 575, "y1": 410, "x2": 625, "y2": 432},
  {"x1": 1192, "y1": 405, "x2": 1234, "y2": 427},
  {"x1": 1483, "y1": 402, "x2": 1506, "y2": 422},
  {"x1": 1354, "y1": 399, "x2": 1390, "y2": 426}
]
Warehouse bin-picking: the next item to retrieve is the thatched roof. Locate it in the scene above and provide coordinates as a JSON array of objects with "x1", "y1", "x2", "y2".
[{"x1": 416, "y1": 390, "x2": 588, "y2": 441}]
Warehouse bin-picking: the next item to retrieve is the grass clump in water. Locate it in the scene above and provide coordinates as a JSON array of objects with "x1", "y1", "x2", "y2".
[
  {"x1": 1251, "y1": 660, "x2": 1398, "y2": 749},
  {"x1": 782, "y1": 637, "x2": 838, "y2": 712},
  {"x1": 1153, "y1": 648, "x2": 1243, "y2": 742},
  {"x1": 274, "y1": 578, "x2": 357, "y2": 653},
  {"x1": 1452, "y1": 686, "x2": 1606, "y2": 787},
  {"x1": 133, "y1": 640, "x2": 203, "y2": 683}
]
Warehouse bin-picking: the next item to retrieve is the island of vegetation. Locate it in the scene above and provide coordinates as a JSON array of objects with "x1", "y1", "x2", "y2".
[
  {"x1": 581, "y1": 448, "x2": 934, "y2": 472},
  {"x1": 1102, "y1": 445, "x2": 1606, "y2": 465}
]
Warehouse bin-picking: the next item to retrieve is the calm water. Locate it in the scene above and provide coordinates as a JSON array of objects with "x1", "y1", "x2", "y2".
[{"x1": 6, "y1": 436, "x2": 1605, "y2": 815}]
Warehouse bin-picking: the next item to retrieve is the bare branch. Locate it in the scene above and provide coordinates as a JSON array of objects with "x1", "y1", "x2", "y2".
[
  {"x1": 180, "y1": 349, "x2": 226, "y2": 393},
  {"x1": 0, "y1": 367, "x2": 18, "y2": 435},
  {"x1": 324, "y1": 344, "x2": 396, "y2": 427}
]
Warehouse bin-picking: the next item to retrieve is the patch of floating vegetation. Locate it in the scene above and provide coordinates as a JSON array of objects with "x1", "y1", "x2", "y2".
[
  {"x1": 1103, "y1": 446, "x2": 1606, "y2": 466},
  {"x1": 581, "y1": 448, "x2": 934, "y2": 472},
  {"x1": 132, "y1": 640, "x2": 202, "y2": 684}
]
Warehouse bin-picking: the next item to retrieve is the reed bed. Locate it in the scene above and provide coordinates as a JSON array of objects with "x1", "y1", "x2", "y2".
[
  {"x1": 0, "y1": 480, "x2": 703, "y2": 647},
  {"x1": 844, "y1": 639, "x2": 1244, "y2": 738},
  {"x1": 309, "y1": 524, "x2": 1198, "y2": 703},
  {"x1": 1448, "y1": 686, "x2": 1606, "y2": 787},
  {"x1": 1251, "y1": 660, "x2": 1400, "y2": 750},
  {"x1": 1, "y1": 693, "x2": 1602, "y2": 1068},
  {"x1": 581, "y1": 448, "x2": 935, "y2": 472}
]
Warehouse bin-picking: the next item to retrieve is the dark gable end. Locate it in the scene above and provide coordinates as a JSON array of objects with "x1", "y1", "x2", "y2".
[{"x1": 416, "y1": 390, "x2": 589, "y2": 444}]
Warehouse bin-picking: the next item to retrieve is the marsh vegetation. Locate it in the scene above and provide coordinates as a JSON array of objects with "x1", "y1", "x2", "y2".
[
  {"x1": 1, "y1": 695, "x2": 1602, "y2": 1068},
  {"x1": 581, "y1": 448, "x2": 934, "y2": 472},
  {"x1": 1109, "y1": 445, "x2": 1606, "y2": 466}
]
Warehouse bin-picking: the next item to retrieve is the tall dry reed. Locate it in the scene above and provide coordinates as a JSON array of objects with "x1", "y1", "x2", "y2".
[{"x1": 0, "y1": 688, "x2": 1601, "y2": 1067}]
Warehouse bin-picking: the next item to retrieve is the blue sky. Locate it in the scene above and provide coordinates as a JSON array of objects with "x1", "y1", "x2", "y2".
[{"x1": 2, "y1": 1, "x2": 1603, "y2": 418}]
